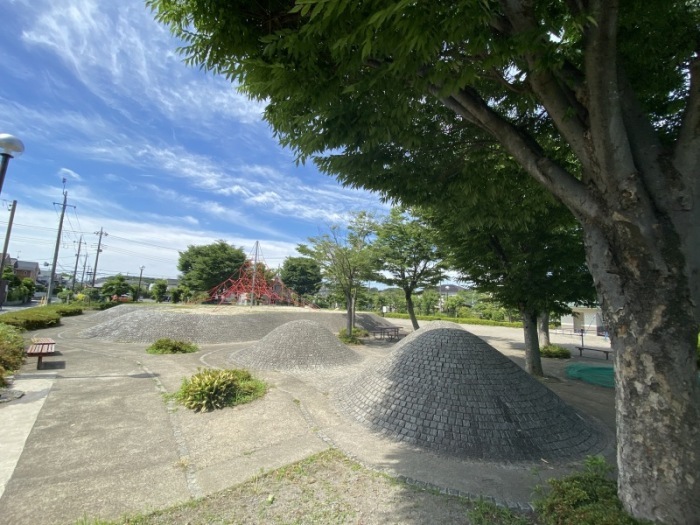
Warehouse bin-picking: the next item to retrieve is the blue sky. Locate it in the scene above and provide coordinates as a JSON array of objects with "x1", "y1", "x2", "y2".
[{"x1": 0, "y1": 0, "x2": 389, "y2": 283}]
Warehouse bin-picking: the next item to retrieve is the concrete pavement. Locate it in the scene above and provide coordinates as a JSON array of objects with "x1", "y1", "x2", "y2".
[{"x1": 0, "y1": 311, "x2": 616, "y2": 524}]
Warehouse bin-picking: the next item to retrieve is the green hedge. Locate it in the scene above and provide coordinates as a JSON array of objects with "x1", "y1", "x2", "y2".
[
  {"x1": 0, "y1": 324, "x2": 25, "y2": 386},
  {"x1": 383, "y1": 312, "x2": 522, "y2": 328},
  {"x1": 0, "y1": 309, "x2": 61, "y2": 330}
]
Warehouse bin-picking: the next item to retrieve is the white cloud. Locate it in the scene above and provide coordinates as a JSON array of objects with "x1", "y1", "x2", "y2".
[{"x1": 58, "y1": 168, "x2": 81, "y2": 181}]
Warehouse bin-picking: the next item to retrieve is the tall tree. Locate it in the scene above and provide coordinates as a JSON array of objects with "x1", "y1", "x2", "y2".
[
  {"x1": 178, "y1": 240, "x2": 247, "y2": 292},
  {"x1": 280, "y1": 256, "x2": 322, "y2": 297},
  {"x1": 421, "y1": 189, "x2": 596, "y2": 376},
  {"x1": 298, "y1": 213, "x2": 375, "y2": 335},
  {"x1": 100, "y1": 274, "x2": 133, "y2": 299},
  {"x1": 372, "y1": 208, "x2": 444, "y2": 330},
  {"x1": 149, "y1": 2, "x2": 700, "y2": 521}
]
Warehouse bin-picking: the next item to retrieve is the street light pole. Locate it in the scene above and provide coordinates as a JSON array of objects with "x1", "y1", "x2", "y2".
[
  {"x1": 0, "y1": 134, "x2": 25, "y2": 195},
  {"x1": 137, "y1": 266, "x2": 145, "y2": 301}
]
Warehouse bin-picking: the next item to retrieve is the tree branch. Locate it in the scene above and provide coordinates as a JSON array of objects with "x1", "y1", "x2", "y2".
[{"x1": 430, "y1": 84, "x2": 602, "y2": 222}]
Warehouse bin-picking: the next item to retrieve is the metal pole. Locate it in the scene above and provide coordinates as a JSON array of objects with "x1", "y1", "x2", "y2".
[
  {"x1": 91, "y1": 228, "x2": 106, "y2": 287},
  {"x1": 0, "y1": 200, "x2": 17, "y2": 276},
  {"x1": 137, "y1": 266, "x2": 144, "y2": 301},
  {"x1": 71, "y1": 235, "x2": 83, "y2": 291},
  {"x1": 250, "y1": 241, "x2": 259, "y2": 307},
  {"x1": 0, "y1": 154, "x2": 11, "y2": 195},
  {"x1": 46, "y1": 191, "x2": 68, "y2": 304}
]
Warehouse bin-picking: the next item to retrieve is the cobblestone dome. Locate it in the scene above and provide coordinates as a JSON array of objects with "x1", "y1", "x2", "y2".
[
  {"x1": 231, "y1": 319, "x2": 362, "y2": 370},
  {"x1": 338, "y1": 324, "x2": 603, "y2": 461}
]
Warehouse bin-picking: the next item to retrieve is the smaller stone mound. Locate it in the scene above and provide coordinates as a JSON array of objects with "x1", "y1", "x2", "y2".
[{"x1": 232, "y1": 320, "x2": 362, "y2": 370}]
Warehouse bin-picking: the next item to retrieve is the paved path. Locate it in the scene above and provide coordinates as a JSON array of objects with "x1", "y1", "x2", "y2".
[{"x1": 0, "y1": 311, "x2": 616, "y2": 524}]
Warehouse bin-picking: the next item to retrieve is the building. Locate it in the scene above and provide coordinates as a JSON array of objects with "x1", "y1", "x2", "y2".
[{"x1": 559, "y1": 306, "x2": 607, "y2": 336}]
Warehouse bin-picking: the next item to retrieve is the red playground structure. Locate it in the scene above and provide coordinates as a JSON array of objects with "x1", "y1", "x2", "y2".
[{"x1": 206, "y1": 242, "x2": 314, "y2": 307}]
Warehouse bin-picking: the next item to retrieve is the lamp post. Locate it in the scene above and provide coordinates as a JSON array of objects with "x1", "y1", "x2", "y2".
[
  {"x1": 137, "y1": 266, "x2": 145, "y2": 301},
  {"x1": 0, "y1": 134, "x2": 25, "y2": 195}
]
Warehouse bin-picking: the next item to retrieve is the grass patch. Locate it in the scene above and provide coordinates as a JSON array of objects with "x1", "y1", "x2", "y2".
[
  {"x1": 535, "y1": 456, "x2": 645, "y2": 525},
  {"x1": 540, "y1": 344, "x2": 571, "y2": 359},
  {"x1": 173, "y1": 368, "x2": 266, "y2": 412},
  {"x1": 146, "y1": 338, "x2": 198, "y2": 354},
  {"x1": 468, "y1": 499, "x2": 531, "y2": 525},
  {"x1": 337, "y1": 327, "x2": 367, "y2": 344}
]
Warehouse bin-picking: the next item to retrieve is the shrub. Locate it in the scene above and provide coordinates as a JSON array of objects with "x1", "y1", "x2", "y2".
[
  {"x1": 173, "y1": 368, "x2": 266, "y2": 412},
  {"x1": 95, "y1": 301, "x2": 120, "y2": 311},
  {"x1": 535, "y1": 456, "x2": 643, "y2": 525},
  {"x1": 0, "y1": 364, "x2": 7, "y2": 387},
  {"x1": 147, "y1": 338, "x2": 198, "y2": 354},
  {"x1": 541, "y1": 344, "x2": 572, "y2": 359},
  {"x1": 468, "y1": 499, "x2": 531, "y2": 525},
  {"x1": 384, "y1": 312, "x2": 522, "y2": 328},
  {"x1": 45, "y1": 304, "x2": 84, "y2": 317},
  {"x1": 338, "y1": 328, "x2": 365, "y2": 344},
  {"x1": 0, "y1": 323, "x2": 26, "y2": 379},
  {"x1": 0, "y1": 309, "x2": 61, "y2": 330}
]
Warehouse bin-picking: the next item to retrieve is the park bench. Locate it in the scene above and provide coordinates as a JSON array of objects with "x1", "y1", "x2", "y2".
[
  {"x1": 371, "y1": 326, "x2": 402, "y2": 341},
  {"x1": 575, "y1": 346, "x2": 613, "y2": 360},
  {"x1": 26, "y1": 337, "x2": 57, "y2": 369}
]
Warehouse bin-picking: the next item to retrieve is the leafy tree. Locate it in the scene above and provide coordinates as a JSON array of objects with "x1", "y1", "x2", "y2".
[
  {"x1": 149, "y1": 1, "x2": 700, "y2": 519},
  {"x1": 372, "y1": 208, "x2": 444, "y2": 330},
  {"x1": 101, "y1": 274, "x2": 132, "y2": 299},
  {"x1": 298, "y1": 213, "x2": 376, "y2": 335},
  {"x1": 178, "y1": 240, "x2": 247, "y2": 292},
  {"x1": 280, "y1": 257, "x2": 322, "y2": 297},
  {"x1": 419, "y1": 171, "x2": 596, "y2": 376},
  {"x1": 151, "y1": 280, "x2": 168, "y2": 303}
]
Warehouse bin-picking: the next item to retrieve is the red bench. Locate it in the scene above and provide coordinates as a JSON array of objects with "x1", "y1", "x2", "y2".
[{"x1": 26, "y1": 338, "x2": 56, "y2": 369}]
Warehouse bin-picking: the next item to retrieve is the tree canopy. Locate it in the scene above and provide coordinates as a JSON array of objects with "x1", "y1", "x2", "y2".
[
  {"x1": 280, "y1": 256, "x2": 322, "y2": 297},
  {"x1": 372, "y1": 208, "x2": 444, "y2": 330},
  {"x1": 178, "y1": 240, "x2": 247, "y2": 292}
]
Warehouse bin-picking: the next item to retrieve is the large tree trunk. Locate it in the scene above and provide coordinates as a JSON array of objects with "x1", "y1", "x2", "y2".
[
  {"x1": 537, "y1": 312, "x2": 550, "y2": 347},
  {"x1": 404, "y1": 288, "x2": 420, "y2": 330},
  {"x1": 584, "y1": 221, "x2": 700, "y2": 524},
  {"x1": 520, "y1": 307, "x2": 543, "y2": 377}
]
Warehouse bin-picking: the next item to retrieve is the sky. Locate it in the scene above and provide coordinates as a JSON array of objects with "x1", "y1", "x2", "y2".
[{"x1": 0, "y1": 0, "x2": 390, "y2": 284}]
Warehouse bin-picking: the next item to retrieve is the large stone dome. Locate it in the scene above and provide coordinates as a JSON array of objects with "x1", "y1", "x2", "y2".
[{"x1": 338, "y1": 323, "x2": 603, "y2": 461}]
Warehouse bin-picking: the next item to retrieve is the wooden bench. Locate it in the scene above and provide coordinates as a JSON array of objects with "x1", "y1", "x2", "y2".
[
  {"x1": 371, "y1": 327, "x2": 401, "y2": 341},
  {"x1": 576, "y1": 346, "x2": 613, "y2": 360},
  {"x1": 26, "y1": 337, "x2": 56, "y2": 369}
]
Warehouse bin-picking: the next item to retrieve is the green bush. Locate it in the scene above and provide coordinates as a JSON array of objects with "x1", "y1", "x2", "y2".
[
  {"x1": 173, "y1": 368, "x2": 266, "y2": 412},
  {"x1": 0, "y1": 309, "x2": 61, "y2": 330},
  {"x1": 0, "y1": 324, "x2": 25, "y2": 383},
  {"x1": 146, "y1": 338, "x2": 198, "y2": 354},
  {"x1": 338, "y1": 327, "x2": 365, "y2": 344},
  {"x1": 94, "y1": 301, "x2": 120, "y2": 311},
  {"x1": 535, "y1": 456, "x2": 644, "y2": 525},
  {"x1": 541, "y1": 344, "x2": 572, "y2": 359},
  {"x1": 45, "y1": 304, "x2": 84, "y2": 317},
  {"x1": 384, "y1": 312, "x2": 522, "y2": 328},
  {"x1": 468, "y1": 499, "x2": 531, "y2": 525}
]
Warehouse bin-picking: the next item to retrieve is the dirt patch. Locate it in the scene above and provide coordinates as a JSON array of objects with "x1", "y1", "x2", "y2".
[{"x1": 95, "y1": 449, "x2": 505, "y2": 525}]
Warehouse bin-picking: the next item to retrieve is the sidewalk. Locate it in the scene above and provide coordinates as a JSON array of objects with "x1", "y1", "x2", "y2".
[{"x1": 0, "y1": 312, "x2": 616, "y2": 524}]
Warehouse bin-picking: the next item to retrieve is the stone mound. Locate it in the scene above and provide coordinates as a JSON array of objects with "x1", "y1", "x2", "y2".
[
  {"x1": 79, "y1": 306, "x2": 388, "y2": 344},
  {"x1": 338, "y1": 326, "x2": 602, "y2": 461},
  {"x1": 232, "y1": 320, "x2": 362, "y2": 370}
]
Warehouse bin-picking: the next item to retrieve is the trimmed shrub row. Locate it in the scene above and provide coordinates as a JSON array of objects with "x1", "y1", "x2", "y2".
[
  {"x1": 384, "y1": 312, "x2": 522, "y2": 329},
  {"x1": 0, "y1": 324, "x2": 25, "y2": 387}
]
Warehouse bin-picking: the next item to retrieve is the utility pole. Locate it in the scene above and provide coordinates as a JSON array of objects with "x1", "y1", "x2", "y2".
[
  {"x1": 47, "y1": 187, "x2": 70, "y2": 304},
  {"x1": 0, "y1": 200, "x2": 17, "y2": 276},
  {"x1": 0, "y1": 200, "x2": 17, "y2": 307},
  {"x1": 80, "y1": 257, "x2": 89, "y2": 288},
  {"x1": 91, "y1": 227, "x2": 107, "y2": 287},
  {"x1": 250, "y1": 240, "x2": 260, "y2": 307},
  {"x1": 137, "y1": 265, "x2": 145, "y2": 301},
  {"x1": 71, "y1": 235, "x2": 83, "y2": 291}
]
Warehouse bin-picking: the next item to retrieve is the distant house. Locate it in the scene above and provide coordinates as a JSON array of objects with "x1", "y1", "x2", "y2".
[
  {"x1": 13, "y1": 260, "x2": 40, "y2": 282},
  {"x1": 559, "y1": 306, "x2": 607, "y2": 336}
]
